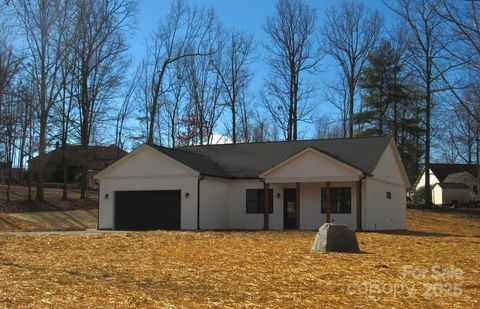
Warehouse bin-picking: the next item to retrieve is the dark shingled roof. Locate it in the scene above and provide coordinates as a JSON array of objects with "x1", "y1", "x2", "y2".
[
  {"x1": 151, "y1": 136, "x2": 392, "y2": 179},
  {"x1": 435, "y1": 182, "x2": 470, "y2": 189},
  {"x1": 429, "y1": 164, "x2": 479, "y2": 182}
]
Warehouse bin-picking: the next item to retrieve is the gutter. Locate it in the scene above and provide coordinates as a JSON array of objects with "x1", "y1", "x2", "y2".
[{"x1": 197, "y1": 175, "x2": 205, "y2": 230}]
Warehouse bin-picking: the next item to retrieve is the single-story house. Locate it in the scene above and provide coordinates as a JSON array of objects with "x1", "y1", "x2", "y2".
[
  {"x1": 95, "y1": 136, "x2": 409, "y2": 231},
  {"x1": 432, "y1": 183, "x2": 471, "y2": 206},
  {"x1": 414, "y1": 163, "x2": 479, "y2": 205}
]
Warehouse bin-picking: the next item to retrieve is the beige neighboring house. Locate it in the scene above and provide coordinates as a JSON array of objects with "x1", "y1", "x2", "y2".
[
  {"x1": 95, "y1": 136, "x2": 409, "y2": 232},
  {"x1": 414, "y1": 164, "x2": 479, "y2": 206}
]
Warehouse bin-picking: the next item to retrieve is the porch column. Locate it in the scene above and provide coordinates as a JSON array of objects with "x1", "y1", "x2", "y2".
[
  {"x1": 296, "y1": 182, "x2": 300, "y2": 229},
  {"x1": 356, "y1": 180, "x2": 362, "y2": 231},
  {"x1": 326, "y1": 181, "x2": 331, "y2": 223},
  {"x1": 264, "y1": 182, "x2": 270, "y2": 230}
]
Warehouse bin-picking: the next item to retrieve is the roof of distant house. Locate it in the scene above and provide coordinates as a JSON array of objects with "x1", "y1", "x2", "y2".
[
  {"x1": 429, "y1": 163, "x2": 479, "y2": 182},
  {"x1": 435, "y1": 182, "x2": 471, "y2": 189},
  {"x1": 30, "y1": 144, "x2": 128, "y2": 168}
]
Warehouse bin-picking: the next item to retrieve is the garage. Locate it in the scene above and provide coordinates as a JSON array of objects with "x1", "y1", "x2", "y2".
[{"x1": 114, "y1": 190, "x2": 181, "y2": 230}]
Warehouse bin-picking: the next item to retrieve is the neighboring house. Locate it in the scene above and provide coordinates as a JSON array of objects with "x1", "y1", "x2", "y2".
[
  {"x1": 0, "y1": 162, "x2": 23, "y2": 182},
  {"x1": 95, "y1": 136, "x2": 409, "y2": 231},
  {"x1": 0, "y1": 162, "x2": 8, "y2": 182},
  {"x1": 29, "y1": 144, "x2": 127, "y2": 185},
  {"x1": 414, "y1": 163, "x2": 479, "y2": 205}
]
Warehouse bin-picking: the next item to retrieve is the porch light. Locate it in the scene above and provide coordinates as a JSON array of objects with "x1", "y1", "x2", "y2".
[
  {"x1": 185, "y1": 192, "x2": 190, "y2": 198},
  {"x1": 104, "y1": 193, "x2": 109, "y2": 199},
  {"x1": 277, "y1": 193, "x2": 281, "y2": 199}
]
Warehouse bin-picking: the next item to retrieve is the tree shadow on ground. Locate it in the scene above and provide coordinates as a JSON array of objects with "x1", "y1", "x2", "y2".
[{"x1": 368, "y1": 229, "x2": 480, "y2": 238}]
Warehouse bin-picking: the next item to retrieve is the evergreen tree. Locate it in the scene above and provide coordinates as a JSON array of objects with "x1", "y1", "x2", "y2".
[{"x1": 356, "y1": 39, "x2": 424, "y2": 182}]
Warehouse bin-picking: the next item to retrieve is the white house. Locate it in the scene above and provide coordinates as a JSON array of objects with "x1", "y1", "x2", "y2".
[
  {"x1": 414, "y1": 164, "x2": 479, "y2": 206},
  {"x1": 95, "y1": 136, "x2": 409, "y2": 231}
]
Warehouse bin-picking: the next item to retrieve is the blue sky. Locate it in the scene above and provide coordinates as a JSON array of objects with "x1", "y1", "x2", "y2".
[{"x1": 129, "y1": 0, "x2": 397, "y2": 139}]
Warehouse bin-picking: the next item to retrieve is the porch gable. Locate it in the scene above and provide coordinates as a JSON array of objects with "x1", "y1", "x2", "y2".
[{"x1": 260, "y1": 147, "x2": 363, "y2": 183}]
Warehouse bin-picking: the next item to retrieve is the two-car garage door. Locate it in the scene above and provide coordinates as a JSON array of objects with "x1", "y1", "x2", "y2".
[{"x1": 114, "y1": 190, "x2": 181, "y2": 230}]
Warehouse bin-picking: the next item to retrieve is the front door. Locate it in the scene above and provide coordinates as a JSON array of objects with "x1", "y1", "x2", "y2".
[{"x1": 284, "y1": 188, "x2": 297, "y2": 229}]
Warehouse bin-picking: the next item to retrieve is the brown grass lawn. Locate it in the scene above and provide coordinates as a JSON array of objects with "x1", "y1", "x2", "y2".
[{"x1": 0, "y1": 209, "x2": 479, "y2": 308}]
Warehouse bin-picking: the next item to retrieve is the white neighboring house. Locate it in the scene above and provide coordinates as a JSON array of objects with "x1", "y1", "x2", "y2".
[
  {"x1": 414, "y1": 164, "x2": 479, "y2": 206},
  {"x1": 94, "y1": 136, "x2": 409, "y2": 231}
]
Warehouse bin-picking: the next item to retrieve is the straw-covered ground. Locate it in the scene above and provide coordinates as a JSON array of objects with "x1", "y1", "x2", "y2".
[{"x1": 0, "y1": 209, "x2": 478, "y2": 308}]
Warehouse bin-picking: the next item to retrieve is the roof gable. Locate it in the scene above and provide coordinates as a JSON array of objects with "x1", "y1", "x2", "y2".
[
  {"x1": 259, "y1": 147, "x2": 363, "y2": 179},
  {"x1": 372, "y1": 139, "x2": 410, "y2": 188},
  {"x1": 95, "y1": 145, "x2": 198, "y2": 179}
]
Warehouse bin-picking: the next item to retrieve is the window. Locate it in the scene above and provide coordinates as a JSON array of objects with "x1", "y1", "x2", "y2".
[
  {"x1": 321, "y1": 187, "x2": 351, "y2": 214},
  {"x1": 473, "y1": 185, "x2": 478, "y2": 194},
  {"x1": 386, "y1": 192, "x2": 391, "y2": 199},
  {"x1": 246, "y1": 189, "x2": 274, "y2": 214}
]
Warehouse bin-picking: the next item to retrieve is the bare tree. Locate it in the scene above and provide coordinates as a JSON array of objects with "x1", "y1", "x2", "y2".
[
  {"x1": 322, "y1": 0, "x2": 383, "y2": 137},
  {"x1": 161, "y1": 61, "x2": 186, "y2": 147},
  {"x1": 211, "y1": 29, "x2": 254, "y2": 143},
  {"x1": 323, "y1": 76, "x2": 349, "y2": 137},
  {"x1": 115, "y1": 67, "x2": 139, "y2": 150},
  {"x1": 263, "y1": 0, "x2": 321, "y2": 141},
  {"x1": 13, "y1": 0, "x2": 72, "y2": 201},
  {"x1": 180, "y1": 46, "x2": 225, "y2": 145},
  {"x1": 143, "y1": 0, "x2": 217, "y2": 145},
  {"x1": 50, "y1": 55, "x2": 76, "y2": 200},
  {"x1": 71, "y1": 0, "x2": 135, "y2": 198},
  {"x1": 385, "y1": 0, "x2": 450, "y2": 207}
]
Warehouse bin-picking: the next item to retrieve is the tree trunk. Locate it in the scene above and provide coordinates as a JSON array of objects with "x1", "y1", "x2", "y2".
[
  {"x1": 348, "y1": 77, "x2": 355, "y2": 138},
  {"x1": 35, "y1": 112, "x2": 47, "y2": 202},
  {"x1": 61, "y1": 140, "x2": 68, "y2": 200},
  {"x1": 424, "y1": 59, "x2": 432, "y2": 208},
  {"x1": 232, "y1": 97, "x2": 236, "y2": 144}
]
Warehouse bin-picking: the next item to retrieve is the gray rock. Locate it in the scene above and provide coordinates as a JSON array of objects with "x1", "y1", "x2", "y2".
[{"x1": 311, "y1": 223, "x2": 360, "y2": 253}]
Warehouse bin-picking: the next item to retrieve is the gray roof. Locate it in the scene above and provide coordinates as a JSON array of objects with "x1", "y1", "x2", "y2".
[
  {"x1": 429, "y1": 163, "x2": 479, "y2": 182},
  {"x1": 151, "y1": 136, "x2": 392, "y2": 179},
  {"x1": 435, "y1": 182, "x2": 470, "y2": 189}
]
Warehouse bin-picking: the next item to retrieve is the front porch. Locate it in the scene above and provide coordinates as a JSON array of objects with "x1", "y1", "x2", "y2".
[
  {"x1": 262, "y1": 180, "x2": 363, "y2": 231},
  {"x1": 258, "y1": 146, "x2": 368, "y2": 231}
]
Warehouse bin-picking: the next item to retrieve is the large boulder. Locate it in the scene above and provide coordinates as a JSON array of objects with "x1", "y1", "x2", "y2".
[{"x1": 311, "y1": 223, "x2": 360, "y2": 253}]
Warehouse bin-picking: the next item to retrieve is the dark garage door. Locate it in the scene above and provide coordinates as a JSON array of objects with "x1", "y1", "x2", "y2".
[{"x1": 115, "y1": 190, "x2": 181, "y2": 230}]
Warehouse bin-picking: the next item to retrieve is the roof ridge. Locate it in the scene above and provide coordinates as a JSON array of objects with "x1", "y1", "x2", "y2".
[
  {"x1": 178, "y1": 135, "x2": 391, "y2": 148},
  {"x1": 151, "y1": 144, "x2": 216, "y2": 159}
]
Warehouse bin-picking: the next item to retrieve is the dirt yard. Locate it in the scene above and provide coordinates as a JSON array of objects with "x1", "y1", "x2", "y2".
[{"x1": 0, "y1": 209, "x2": 478, "y2": 308}]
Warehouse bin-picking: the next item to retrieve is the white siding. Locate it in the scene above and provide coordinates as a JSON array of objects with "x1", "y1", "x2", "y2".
[
  {"x1": 432, "y1": 185, "x2": 443, "y2": 205},
  {"x1": 364, "y1": 143, "x2": 406, "y2": 230},
  {"x1": 227, "y1": 179, "x2": 275, "y2": 229},
  {"x1": 99, "y1": 146, "x2": 197, "y2": 179},
  {"x1": 300, "y1": 182, "x2": 357, "y2": 230},
  {"x1": 433, "y1": 186, "x2": 471, "y2": 205},
  {"x1": 264, "y1": 148, "x2": 362, "y2": 183},
  {"x1": 199, "y1": 177, "x2": 230, "y2": 229},
  {"x1": 415, "y1": 169, "x2": 440, "y2": 191}
]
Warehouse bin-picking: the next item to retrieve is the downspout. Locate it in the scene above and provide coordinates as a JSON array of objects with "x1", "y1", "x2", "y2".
[
  {"x1": 357, "y1": 173, "x2": 369, "y2": 231},
  {"x1": 197, "y1": 175, "x2": 205, "y2": 230},
  {"x1": 95, "y1": 179, "x2": 100, "y2": 230},
  {"x1": 260, "y1": 178, "x2": 269, "y2": 230}
]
